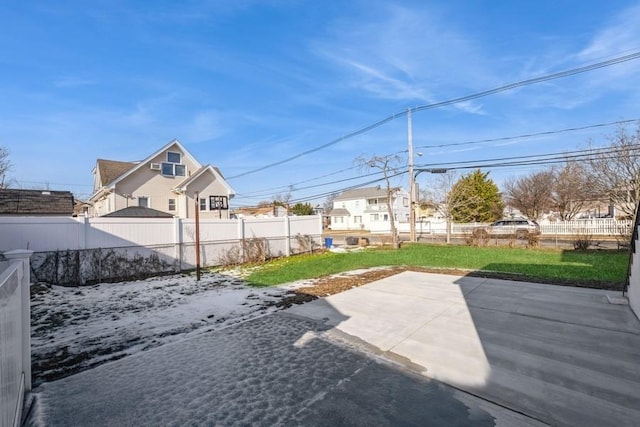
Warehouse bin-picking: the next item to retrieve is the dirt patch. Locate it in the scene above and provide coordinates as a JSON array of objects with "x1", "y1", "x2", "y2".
[{"x1": 287, "y1": 265, "x2": 624, "y2": 298}]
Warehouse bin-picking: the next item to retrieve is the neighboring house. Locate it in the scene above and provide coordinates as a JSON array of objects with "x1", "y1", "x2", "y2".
[
  {"x1": 0, "y1": 189, "x2": 74, "y2": 216},
  {"x1": 89, "y1": 139, "x2": 235, "y2": 219},
  {"x1": 415, "y1": 201, "x2": 439, "y2": 221},
  {"x1": 329, "y1": 186, "x2": 410, "y2": 232},
  {"x1": 232, "y1": 205, "x2": 288, "y2": 219},
  {"x1": 73, "y1": 199, "x2": 92, "y2": 217}
]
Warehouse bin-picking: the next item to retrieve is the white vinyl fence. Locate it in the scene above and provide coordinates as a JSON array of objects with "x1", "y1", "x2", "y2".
[
  {"x1": 397, "y1": 219, "x2": 632, "y2": 236},
  {"x1": 626, "y1": 209, "x2": 640, "y2": 318},
  {"x1": 0, "y1": 250, "x2": 32, "y2": 427},
  {"x1": 0, "y1": 216, "x2": 323, "y2": 285}
]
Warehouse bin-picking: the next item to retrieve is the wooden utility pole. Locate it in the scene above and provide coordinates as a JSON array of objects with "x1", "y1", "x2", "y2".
[{"x1": 408, "y1": 109, "x2": 416, "y2": 243}]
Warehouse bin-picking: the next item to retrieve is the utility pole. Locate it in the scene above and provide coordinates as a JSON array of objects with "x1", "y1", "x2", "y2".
[{"x1": 408, "y1": 108, "x2": 416, "y2": 243}]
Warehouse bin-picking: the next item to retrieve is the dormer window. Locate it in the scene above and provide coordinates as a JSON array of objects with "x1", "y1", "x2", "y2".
[
  {"x1": 161, "y1": 151, "x2": 186, "y2": 176},
  {"x1": 167, "y1": 151, "x2": 181, "y2": 164}
]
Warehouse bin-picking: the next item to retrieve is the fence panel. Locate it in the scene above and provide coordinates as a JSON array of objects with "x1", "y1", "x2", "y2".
[
  {"x1": 87, "y1": 218, "x2": 176, "y2": 248},
  {"x1": 288, "y1": 216, "x2": 323, "y2": 253},
  {"x1": 0, "y1": 216, "x2": 323, "y2": 284},
  {"x1": 0, "y1": 251, "x2": 32, "y2": 427},
  {"x1": 0, "y1": 216, "x2": 83, "y2": 252},
  {"x1": 0, "y1": 262, "x2": 22, "y2": 427}
]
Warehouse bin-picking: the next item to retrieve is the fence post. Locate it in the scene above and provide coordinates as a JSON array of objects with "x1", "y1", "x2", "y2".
[
  {"x1": 174, "y1": 217, "x2": 182, "y2": 271},
  {"x1": 4, "y1": 249, "x2": 34, "y2": 392},
  {"x1": 237, "y1": 218, "x2": 245, "y2": 261},
  {"x1": 80, "y1": 215, "x2": 89, "y2": 250},
  {"x1": 284, "y1": 216, "x2": 291, "y2": 257}
]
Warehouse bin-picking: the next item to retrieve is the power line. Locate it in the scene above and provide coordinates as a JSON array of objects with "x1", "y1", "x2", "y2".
[
  {"x1": 277, "y1": 144, "x2": 640, "y2": 205},
  {"x1": 412, "y1": 51, "x2": 640, "y2": 114},
  {"x1": 234, "y1": 118, "x2": 637, "y2": 203},
  {"x1": 416, "y1": 118, "x2": 639, "y2": 150},
  {"x1": 416, "y1": 144, "x2": 640, "y2": 172},
  {"x1": 227, "y1": 51, "x2": 640, "y2": 180}
]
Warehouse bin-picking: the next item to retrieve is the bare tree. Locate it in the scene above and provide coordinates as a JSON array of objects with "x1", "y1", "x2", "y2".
[
  {"x1": 586, "y1": 124, "x2": 640, "y2": 219},
  {"x1": 273, "y1": 186, "x2": 293, "y2": 214},
  {"x1": 323, "y1": 192, "x2": 338, "y2": 212},
  {"x1": 552, "y1": 161, "x2": 591, "y2": 220},
  {"x1": 0, "y1": 147, "x2": 10, "y2": 188},
  {"x1": 504, "y1": 170, "x2": 554, "y2": 221},
  {"x1": 420, "y1": 171, "x2": 462, "y2": 244},
  {"x1": 273, "y1": 189, "x2": 292, "y2": 206},
  {"x1": 355, "y1": 154, "x2": 402, "y2": 248}
]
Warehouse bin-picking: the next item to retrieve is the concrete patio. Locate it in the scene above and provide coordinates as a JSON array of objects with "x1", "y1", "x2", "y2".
[
  {"x1": 288, "y1": 271, "x2": 640, "y2": 426},
  {"x1": 29, "y1": 272, "x2": 640, "y2": 426}
]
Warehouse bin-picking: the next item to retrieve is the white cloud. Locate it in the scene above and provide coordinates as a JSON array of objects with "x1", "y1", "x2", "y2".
[
  {"x1": 579, "y1": 4, "x2": 640, "y2": 60},
  {"x1": 312, "y1": 3, "x2": 491, "y2": 113},
  {"x1": 183, "y1": 110, "x2": 226, "y2": 144},
  {"x1": 577, "y1": 3, "x2": 640, "y2": 83}
]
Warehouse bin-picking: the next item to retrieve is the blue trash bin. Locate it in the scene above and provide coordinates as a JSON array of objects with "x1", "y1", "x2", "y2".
[{"x1": 325, "y1": 237, "x2": 333, "y2": 248}]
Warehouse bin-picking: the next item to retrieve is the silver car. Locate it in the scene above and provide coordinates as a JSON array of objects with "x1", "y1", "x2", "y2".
[{"x1": 473, "y1": 218, "x2": 540, "y2": 238}]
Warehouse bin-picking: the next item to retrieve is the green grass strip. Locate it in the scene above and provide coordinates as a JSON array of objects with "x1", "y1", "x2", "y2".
[{"x1": 243, "y1": 244, "x2": 628, "y2": 288}]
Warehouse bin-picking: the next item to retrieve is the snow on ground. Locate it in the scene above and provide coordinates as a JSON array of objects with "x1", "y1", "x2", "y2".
[{"x1": 30, "y1": 268, "x2": 316, "y2": 386}]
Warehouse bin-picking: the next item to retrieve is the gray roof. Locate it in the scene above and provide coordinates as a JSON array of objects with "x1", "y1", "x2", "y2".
[
  {"x1": 334, "y1": 187, "x2": 388, "y2": 201},
  {"x1": 96, "y1": 159, "x2": 137, "y2": 187},
  {"x1": 329, "y1": 208, "x2": 351, "y2": 216},
  {"x1": 102, "y1": 206, "x2": 174, "y2": 218},
  {"x1": 0, "y1": 189, "x2": 74, "y2": 216}
]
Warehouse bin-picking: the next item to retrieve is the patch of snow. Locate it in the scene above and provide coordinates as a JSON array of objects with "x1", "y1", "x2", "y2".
[{"x1": 30, "y1": 269, "x2": 310, "y2": 385}]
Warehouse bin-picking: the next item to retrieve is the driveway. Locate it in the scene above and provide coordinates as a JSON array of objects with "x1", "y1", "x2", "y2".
[{"x1": 28, "y1": 272, "x2": 640, "y2": 426}]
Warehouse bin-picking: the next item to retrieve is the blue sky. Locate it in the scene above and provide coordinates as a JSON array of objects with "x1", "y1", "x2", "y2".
[{"x1": 2, "y1": 1, "x2": 640, "y2": 206}]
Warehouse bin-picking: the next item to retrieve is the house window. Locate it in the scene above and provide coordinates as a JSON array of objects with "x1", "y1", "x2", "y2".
[
  {"x1": 199, "y1": 198, "x2": 207, "y2": 211},
  {"x1": 168, "y1": 198, "x2": 176, "y2": 211},
  {"x1": 138, "y1": 197, "x2": 149, "y2": 208},
  {"x1": 162, "y1": 163, "x2": 186, "y2": 177},
  {"x1": 355, "y1": 201, "x2": 360, "y2": 208},
  {"x1": 167, "y1": 151, "x2": 181, "y2": 163},
  {"x1": 161, "y1": 152, "x2": 186, "y2": 177},
  {"x1": 403, "y1": 197, "x2": 409, "y2": 207},
  {"x1": 367, "y1": 198, "x2": 378, "y2": 206},
  {"x1": 370, "y1": 214, "x2": 379, "y2": 221},
  {"x1": 383, "y1": 214, "x2": 389, "y2": 221},
  {"x1": 354, "y1": 216, "x2": 362, "y2": 223}
]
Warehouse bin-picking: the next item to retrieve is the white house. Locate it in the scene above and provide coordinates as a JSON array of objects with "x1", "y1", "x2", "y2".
[{"x1": 329, "y1": 186, "x2": 410, "y2": 232}]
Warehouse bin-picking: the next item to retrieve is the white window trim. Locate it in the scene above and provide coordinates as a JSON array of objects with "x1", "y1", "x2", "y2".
[
  {"x1": 168, "y1": 198, "x2": 176, "y2": 211},
  {"x1": 167, "y1": 151, "x2": 182, "y2": 164},
  {"x1": 161, "y1": 162, "x2": 186, "y2": 177}
]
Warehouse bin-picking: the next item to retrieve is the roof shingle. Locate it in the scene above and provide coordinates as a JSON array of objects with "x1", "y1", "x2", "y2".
[{"x1": 0, "y1": 189, "x2": 74, "y2": 216}]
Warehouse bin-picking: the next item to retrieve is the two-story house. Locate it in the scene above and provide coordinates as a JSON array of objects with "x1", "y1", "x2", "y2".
[
  {"x1": 89, "y1": 139, "x2": 235, "y2": 219},
  {"x1": 329, "y1": 186, "x2": 410, "y2": 232}
]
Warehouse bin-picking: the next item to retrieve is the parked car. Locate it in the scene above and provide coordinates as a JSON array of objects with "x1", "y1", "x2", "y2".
[{"x1": 472, "y1": 218, "x2": 540, "y2": 238}]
